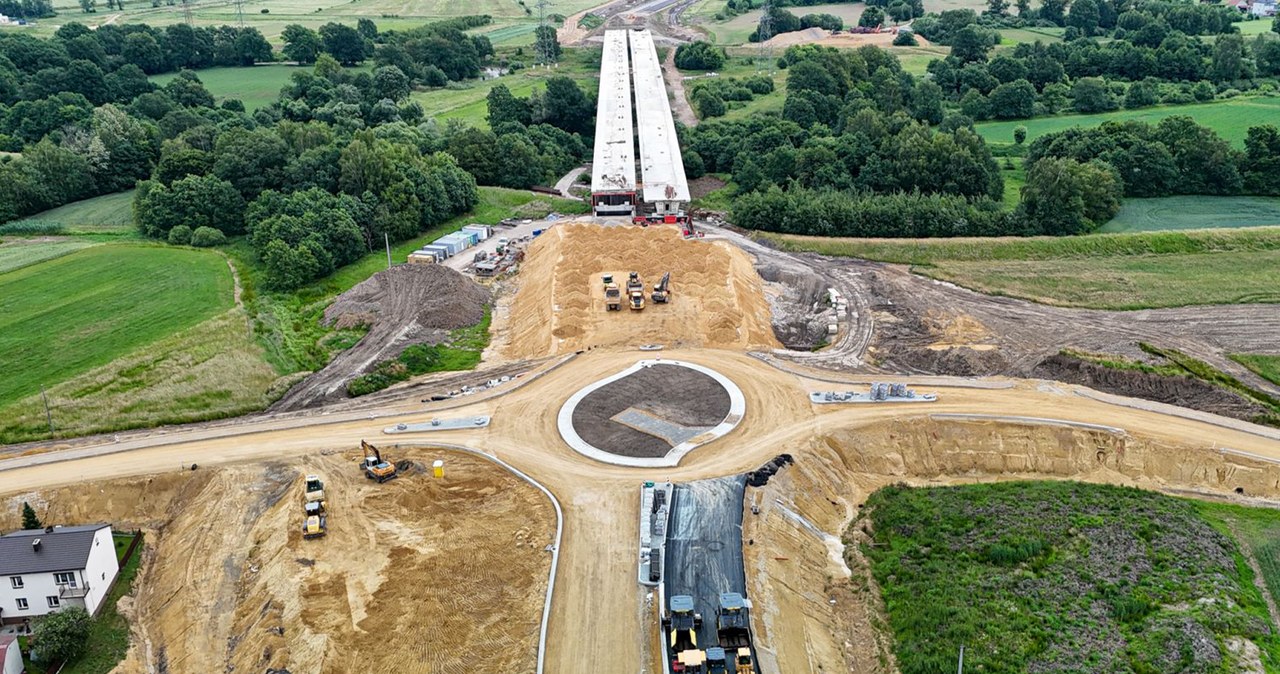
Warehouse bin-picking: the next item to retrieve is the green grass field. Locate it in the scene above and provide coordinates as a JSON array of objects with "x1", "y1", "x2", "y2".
[
  {"x1": 1231, "y1": 354, "x2": 1280, "y2": 387},
  {"x1": 32, "y1": 0, "x2": 602, "y2": 43},
  {"x1": 997, "y1": 26, "x2": 1064, "y2": 44},
  {"x1": 15, "y1": 189, "x2": 136, "y2": 234},
  {"x1": 0, "y1": 245, "x2": 233, "y2": 407},
  {"x1": 151, "y1": 65, "x2": 315, "y2": 111},
  {"x1": 413, "y1": 48, "x2": 600, "y2": 126},
  {"x1": 863, "y1": 481, "x2": 1280, "y2": 674},
  {"x1": 763, "y1": 227, "x2": 1280, "y2": 309},
  {"x1": 1100, "y1": 196, "x2": 1280, "y2": 233},
  {"x1": 0, "y1": 240, "x2": 97, "y2": 274},
  {"x1": 1199, "y1": 500, "x2": 1280, "y2": 635},
  {"x1": 977, "y1": 97, "x2": 1280, "y2": 147}
]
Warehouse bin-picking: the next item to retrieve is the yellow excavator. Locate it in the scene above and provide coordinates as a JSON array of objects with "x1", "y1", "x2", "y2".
[
  {"x1": 361, "y1": 440, "x2": 398, "y2": 483},
  {"x1": 652, "y1": 272, "x2": 671, "y2": 304}
]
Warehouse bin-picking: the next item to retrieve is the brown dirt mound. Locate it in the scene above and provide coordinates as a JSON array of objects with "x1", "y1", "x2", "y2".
[
  {"x1": 494, "y1": 223, "x2": 780, "y2": 358},
  {"x1": 1033, "y1": 353, "x2": 1270, "y2": 422},
  {"x1": 273, "y1": 265, "x2": 490, "y2": 411},
  {"x1": 3, "y1": 450, "x2": 554, "y2": 674}
]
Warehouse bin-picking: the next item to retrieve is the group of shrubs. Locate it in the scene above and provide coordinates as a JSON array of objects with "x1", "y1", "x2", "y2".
[{"x1": 165, "y1": 223, "x2": 226, "y2": 247}]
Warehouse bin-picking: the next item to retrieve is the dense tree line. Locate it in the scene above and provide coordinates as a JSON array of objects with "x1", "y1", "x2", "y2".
[
  {"x1": 674, "y1": 41, "x2": 726, "y2": 71},
  {"x1": 368, "y1": 17, "x2": 494, "y2": 85},
  {"x1": 1027, "y1": 117, "x2": 1280, "y2": 197},
  {"x1": 913, "y1": 3, "x2": 1280, "y2": 122},
  {"x1": 0, "y1": 0, "x2": 54, "y2": 19}
]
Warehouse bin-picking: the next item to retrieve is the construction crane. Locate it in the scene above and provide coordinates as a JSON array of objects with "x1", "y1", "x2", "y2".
[
  {"x1": 652, "y1": 272, "x2": 671, "y2": 304},
  {"x1": 360, "y1": 440, "x2": 398, "y2": 483}
]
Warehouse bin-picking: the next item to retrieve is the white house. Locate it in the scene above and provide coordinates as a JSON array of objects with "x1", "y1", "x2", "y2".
[
  {"x1": 0, "y1": 524, "x2": 119, "y2": 626},
  {"x1": 1253, "y1": 0, "x2": 1277, "y2": 17},
  {"x1": 0, "y1": 635, "x2": 21, "y2": 674}
]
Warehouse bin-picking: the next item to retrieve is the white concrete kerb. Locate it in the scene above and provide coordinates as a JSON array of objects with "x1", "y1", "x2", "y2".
[{"x1": 557, "y1": 359, "x2": 746, "y2": 467}]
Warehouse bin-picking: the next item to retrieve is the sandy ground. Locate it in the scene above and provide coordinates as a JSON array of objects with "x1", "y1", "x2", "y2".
[
  {"x1": 493, "y1": 223, "x2": 780, "y2": 359},
  {"x1": 6, "y1": 348, "x2": 1280, "y2": 672},
  {"x1": 4, "y1": 450, "x2": 553, "y2": 674}
]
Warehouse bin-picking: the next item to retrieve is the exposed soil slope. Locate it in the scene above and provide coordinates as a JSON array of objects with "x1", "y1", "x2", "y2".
[{"x1": 273, "y1": 265, "x2": 490, "y2": 411}]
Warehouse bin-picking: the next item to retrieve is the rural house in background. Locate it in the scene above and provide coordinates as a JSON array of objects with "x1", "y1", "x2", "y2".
[{"x1": 0, "y1": 524, "x2": 119, "y2": 625}]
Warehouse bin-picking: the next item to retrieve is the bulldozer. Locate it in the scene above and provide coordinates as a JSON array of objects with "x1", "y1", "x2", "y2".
[
  {"x1": 605, "y1": 283, "x2": 622, "y2": 311},
  {"x1": 302, "y1": 514, "x2": 327, "y2": 539},
  {"x1": 652, "y1": 272, "x2": 671, "y2": 304},
  {"x1": 360, "y1": 440, "x2": 398, "y2": 483}
]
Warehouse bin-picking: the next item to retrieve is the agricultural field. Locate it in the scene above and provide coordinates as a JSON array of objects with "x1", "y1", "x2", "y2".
[
  {"x1": 977, "y1": 96, "x2": 1280, "y2": 147},
  {"x1": 763, "y1": 227, "x2": 1280, "y2": 309},
  {"x1": 29, "y1": 0, "x2": 602, "y2": 42},
  {"x1": 1100, "y1": 196, "x2": 1280, "y2": 233},
  {"x1": 0, "y1": 239, "x2": 97, "y2": 274},
  {"x1": 151, "y1": 65, "x2": 315, "y2": 111},
  {"x1": 862, "y1": 481, "x2": 1280, "y2": 674},
  {"x1": 997, "y1": 25, "x2": 1064, "y2": 44},
  {"x1": 13, "y1": 189, "x2": 136, "y2": 234},
  {"x1": 0, "y1": 245, "x2": 233, "y2": 408},
  {"x1": 412, "y1": 48, "x2": 600, "y2": 126},
  {"x1": 690, "y1": 2, "x2": 869, "y2": 44}
]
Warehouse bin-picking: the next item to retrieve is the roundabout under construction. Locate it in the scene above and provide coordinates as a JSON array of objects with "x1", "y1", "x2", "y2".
[{"x1": 2, "y1": 223, "x2": 1279, "y2": 674}]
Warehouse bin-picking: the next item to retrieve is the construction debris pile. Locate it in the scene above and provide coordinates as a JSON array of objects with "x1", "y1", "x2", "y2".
[{"x1": 325, "y1": 264, "x2": 489, "y2": 333}]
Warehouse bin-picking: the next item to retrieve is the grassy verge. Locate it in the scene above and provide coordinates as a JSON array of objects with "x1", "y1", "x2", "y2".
[
  {"x1": 1199, "y1": 501, "x2": 1280, "y2": 622},
  {"x1": 976, "y1": 96, "x2": 1280, "y2": 148},
  {"x1": 347, "y1": 309, "x2": 492, "y2": 396},
  {"x1": 0, "y1": 245, "x2": 234, "y2": 407},
  {"x1": 862, "y1": 481, "x2": 1280, "y2": 674},
  {"x1": 761, "y1": 228, "x2": 1280, "y2": 309},
  {"x1": 58, "y1": 532, "x2": 143, "y2": 674},
  {"x1": 1231, "y1": 355, "x2": 1280, "y2": 387}
]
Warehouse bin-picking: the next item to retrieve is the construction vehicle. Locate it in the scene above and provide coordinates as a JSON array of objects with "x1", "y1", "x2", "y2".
[
  {"x1": 664, "y1": 595, "x2": 702, "y2": 670},
  {"x1": 629, "y1": 289, "x2": 645, "y2": 311},
  {"x1": 304, "y1": 499, "x2": 325, "y2": 517},
  {"x1": 732, "y1": 647, "x2": 753, "y2": 674},
  {"x1": 652, "y1": 272, "x2": 671, "y2": 304},
  {"x1": 605, "y1": 283, "x2": 622, "y2": 311},
  {"x1": 304, "y1": 475, "x2": 325, "y2": 503},
  {"x1": 715, "y1": 593, "x2": 754, "y2": 673},
  {"x1": 674, "y1": 649, "x2": 707, "y2": 673},
  {"x1": 602, "y1": 273, "x2": 614, "y2": 288},
  {"x1": 626, "y1": 271, "x2": 644, "y2": 295},
  {"x1": 302, "y1": 514, "x2": 327, "y2": 539},
  {"x1": 705, "y1": 647, "x2": 728, "y2": 674},
  {"x1": 360, "y1": 440, "x2": 398, "y2": 483}
]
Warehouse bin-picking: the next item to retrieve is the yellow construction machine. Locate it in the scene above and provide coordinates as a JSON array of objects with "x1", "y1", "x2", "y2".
[
  {"x1": 652, "y1": 272, "x2": 671, "y2": 303},
  {"x1": 361, "y1": 440, "x2": 398, "y2": 483},
  {"x1": 605, "y1": 282, "x2": 622, "y2": 311},
  {"x1": 302, "y1": 514, "x2": 327, "y2": 539}
]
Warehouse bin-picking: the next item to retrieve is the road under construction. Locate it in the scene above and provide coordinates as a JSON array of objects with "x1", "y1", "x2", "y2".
[
  {"x1": 590, "y1": 28, "x2": 691, "y2": 223},
  {"x1": 3, "y1": 222, "x2": 1280, "y2": 672}
]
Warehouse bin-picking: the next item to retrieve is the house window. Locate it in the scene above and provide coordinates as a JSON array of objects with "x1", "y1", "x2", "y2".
[
  {"x1": 54, "y1": 572, "x2": 77, "y2": 588},
  {"x1": 15, "y1": 598, "x2": 28, "y2": 610},
  {"x1": 8, "y1": 576, "x2": 21, "y2": 589},
  {"x1": 46, "y1": 596, "x2": 60, "y2": 609}
]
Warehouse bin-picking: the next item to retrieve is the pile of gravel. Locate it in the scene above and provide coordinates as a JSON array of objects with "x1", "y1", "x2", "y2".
[{"x1": 324, "y1": 264, "x2": 489, "y2": 332}]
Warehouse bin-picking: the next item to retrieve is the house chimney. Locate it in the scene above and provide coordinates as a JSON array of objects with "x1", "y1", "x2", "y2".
[
  {"x1": 32, "y1": 538, "x2": 41, "y2": 552},
  {"x1": 44, "y1": 525, "x2": 53, "y2": 533}
]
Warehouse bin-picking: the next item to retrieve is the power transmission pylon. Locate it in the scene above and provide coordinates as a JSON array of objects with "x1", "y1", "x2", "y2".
[
  {"x1": 233, "y1": 0, "x2": 244, "y2": 27},
  {"x1": 181, "y1": 0, "x2": 192, "y2": 25},
  {"x1": 756, "y1": 0, "x2": 773, "y2": 72},
  {"x1": 535, "y1": 0, "x2": 555, "y2": 66}
]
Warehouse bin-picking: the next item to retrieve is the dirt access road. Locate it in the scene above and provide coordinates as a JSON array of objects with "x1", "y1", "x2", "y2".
[{"x1": 4, "y1": 347, "x2": 1280, "y2": 673}]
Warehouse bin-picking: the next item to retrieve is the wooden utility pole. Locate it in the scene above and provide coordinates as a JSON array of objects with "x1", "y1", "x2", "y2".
[{"x1": 40, "y1": 385, "x2": 53, "y2": 435}]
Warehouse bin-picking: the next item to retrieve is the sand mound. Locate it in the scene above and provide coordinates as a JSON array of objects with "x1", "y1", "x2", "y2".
[
  {"x1": 4, "y1": 450, "x2": 553, "y2": 674},
  {"x1": 495, "y1": 223, "x2": 780, "y2": 358}
]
